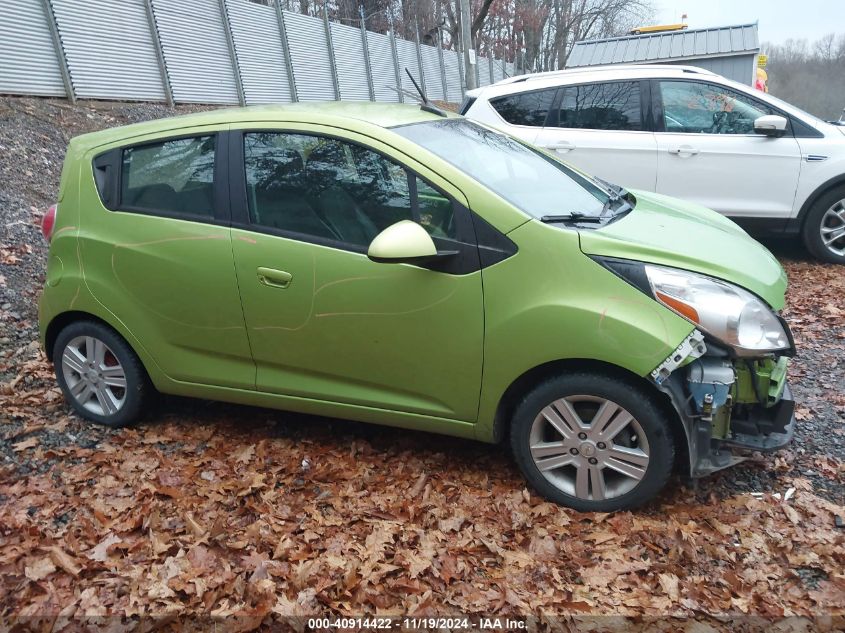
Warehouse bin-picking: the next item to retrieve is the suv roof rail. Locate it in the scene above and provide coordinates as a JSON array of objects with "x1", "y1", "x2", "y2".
[{"x1": 492, "y1": 64, "x2": 715, "y2": 87}]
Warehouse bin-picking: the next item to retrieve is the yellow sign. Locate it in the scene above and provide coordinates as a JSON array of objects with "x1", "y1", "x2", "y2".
[{"x1": 758, "y1": 54, "x2": 768, "y2": 68}]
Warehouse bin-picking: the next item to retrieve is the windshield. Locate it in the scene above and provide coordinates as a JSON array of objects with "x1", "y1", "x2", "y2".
[{"x1": 393, "y1": 118, "x2": 610, "y2": 219}]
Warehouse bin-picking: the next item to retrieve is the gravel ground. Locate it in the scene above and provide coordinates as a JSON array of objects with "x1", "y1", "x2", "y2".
[{"x1": 0, "y1": 95, "x2": 842, "y2": 507}]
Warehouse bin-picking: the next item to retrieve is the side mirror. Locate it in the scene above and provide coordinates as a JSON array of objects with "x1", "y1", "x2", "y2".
[
  {"x1": 754, "y1": 114, "x2": 788, "y2": 137},
  {"x1": 367, "y1": 220, "x2": 440, "y2": 264}
]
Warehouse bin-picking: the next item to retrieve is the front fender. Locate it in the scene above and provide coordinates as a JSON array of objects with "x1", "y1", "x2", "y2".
[{"x1": 474, "y1": 220, "x2": 694, "y2": 441}]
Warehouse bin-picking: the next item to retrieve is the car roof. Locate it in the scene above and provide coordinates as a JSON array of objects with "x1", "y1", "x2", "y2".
[
  {"x1": 472, "y1": 64, "x2": 718, "y2": 97},
  {"x1": 70, "y1": 102, "x2": 457, "y2": 151}
]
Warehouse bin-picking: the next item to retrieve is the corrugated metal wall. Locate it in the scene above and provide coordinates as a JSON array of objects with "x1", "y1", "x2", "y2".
[
  {"x1": 477, "y1": 58, "x2": 492, "y2": 87},
  {"x1": 419, "y1": 44, "x2": 444, "y2": 101},
  {"x1": 395, "y1": 37, "x2": 421, "y2": 97},
  {"x1": 366, "y1": 31, "x2": 401, "y2": 103},
  {"x1": 284, "y1": 11, "x2": 335, "y2": 101},
  {"x1": 443, "y1": 49, "x2": 462, "y2": 102},
  {"x1": 491, "y1": 58, "x2": 503, "y2": 83},
  {"x1": 0, "y1": 0, "x2": 67, "y2": 96},
  {"x1": 53, "y1": 0, "x2": 166, "y2": 101},
  {"x1": 0, "y1": 0, "x2": 513, "y2": 104},
  {"x1": 227, "y1": 0, "x2": 293, "y2": 103},
  {"x1": 330, "y1": 21, "x2": 370, "y2": 101},
  {"x1": 152, "y1": 0, "x2": 240, "y2": 103}
]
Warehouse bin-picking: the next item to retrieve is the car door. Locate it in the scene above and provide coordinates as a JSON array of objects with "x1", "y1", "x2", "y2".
[
  {"x1": 82, "y1": 128, "x2": 255, "y2": 389},
  {"x1": 653, "y1": 79, "x2": 802, "y2": 219},
  {"x1": 228, "y1": 125, "x2": 484, "y2": 421},
  {"x1": 533, "y1": 80, "x2": 658, "y2": 191}
]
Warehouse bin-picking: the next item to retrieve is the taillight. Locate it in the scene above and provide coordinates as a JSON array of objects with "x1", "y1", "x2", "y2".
[{"x1": 41, "y1": 204, "x2": 57, "y2": 242}]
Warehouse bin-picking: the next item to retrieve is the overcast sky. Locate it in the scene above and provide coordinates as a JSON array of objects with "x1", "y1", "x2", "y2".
[{"x1": 653, "y1": 0, "x2": 845, "y2": 45}]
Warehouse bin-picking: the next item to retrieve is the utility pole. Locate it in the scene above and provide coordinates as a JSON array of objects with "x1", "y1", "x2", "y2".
[{"x1": 458, "y1": 0, "x2": 477, "y2": 90}]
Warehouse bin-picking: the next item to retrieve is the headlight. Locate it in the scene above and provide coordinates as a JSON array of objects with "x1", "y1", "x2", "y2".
[{"x1": 644, "y1": 265, "x2": 789, "y2": 354}]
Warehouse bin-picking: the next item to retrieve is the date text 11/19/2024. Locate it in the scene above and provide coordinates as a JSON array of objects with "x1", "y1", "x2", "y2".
[{"x1": 306, "y1": 617, "x2": 526, "y2": 630}]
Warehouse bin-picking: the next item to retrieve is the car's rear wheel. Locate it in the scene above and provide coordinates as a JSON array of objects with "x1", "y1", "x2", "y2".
[
  {"x1": 803, "y1": 185, "x2": 845, "y2": 264},
  {"x1": 53, "y1": 321, "x2": 150, "y2": 427},
  {"x1": 510, "y1": 372, "x2": 675, "y2": 512}
]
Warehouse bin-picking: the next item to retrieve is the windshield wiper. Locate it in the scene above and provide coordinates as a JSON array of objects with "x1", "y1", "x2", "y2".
[
  {"x1": 595, "y1": 177, "x2": 628, "y2": 200},
  {"x1": 540, "y1": 212, "x2": 604, "y2": 224}
]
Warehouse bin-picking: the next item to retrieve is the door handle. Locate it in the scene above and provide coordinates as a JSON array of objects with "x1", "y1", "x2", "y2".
[
  {"x1": 545, "y1": 141, "x2": 575, "y2": 152},
  {"x1": 668, "y1": 145, "x2": 700, "y2": 156},
  {"x1": 257, "y1": 267, "x2": 292, "y2": 289}
]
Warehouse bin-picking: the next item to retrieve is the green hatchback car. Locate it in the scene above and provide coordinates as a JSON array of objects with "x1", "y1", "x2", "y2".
[{"x1": 39, "y1": 102, "x2": 796, "y2": 511}]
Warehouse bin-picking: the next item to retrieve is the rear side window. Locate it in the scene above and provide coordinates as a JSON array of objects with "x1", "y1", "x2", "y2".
[
  {"x1": 491, "y1": 89, "x2": 555, "y2": 126},
  {"x1": 555, "y1": 81, "x2": 642, "y2": 131},
  {"x1": 121, "y1": 136, "x2": 216, "y2": 217}
]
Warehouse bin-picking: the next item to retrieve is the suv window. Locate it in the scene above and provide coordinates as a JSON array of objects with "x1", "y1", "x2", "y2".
[
  {"x1": 490, "y1": 89, "x2": 555, "y2": 127},
  {"x1": 659, "y1": 81, "x2": 778, "y2": 134},
  {"x1": 555, "y1": 81, "x2": 643, "y2": 131},
  {"x1": 121, "y1": 136, "x2": 215, "y2": 217},
  {"x1": 243, "y1": 132, "x2": 456, "y2": 248}
]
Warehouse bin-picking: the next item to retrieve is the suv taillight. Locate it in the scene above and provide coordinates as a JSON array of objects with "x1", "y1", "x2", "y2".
[{"x1": 41, "y1": 204, "x2": 58, "y2": 242}]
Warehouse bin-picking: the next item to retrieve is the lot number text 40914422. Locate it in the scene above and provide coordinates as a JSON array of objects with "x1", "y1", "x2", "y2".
[{"x1": 306, "y1": 617, "x2": 526, "y2": 630}]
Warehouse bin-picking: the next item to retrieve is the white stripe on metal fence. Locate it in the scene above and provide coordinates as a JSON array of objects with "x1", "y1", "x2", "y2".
[
  {"x1": 443, "y1": 49, "x2": 462, "y2": 103},
  {"x1": 420, "y1": 43, "x2": 444, "y2": 101},
  {"x1": 284, "y1": 11, "x2": 335, "y2": 102},
  {"x1": 151, "y1": 0, "x2": 240, "y2": 104},
  {"x1": 330, "y1": 21, "x2": 370, "y2": 101},
  {"x1": 53, "y1": 0, "x2": 166, "y2": 101},
  {"x1": 227, "y1": 0, "x2": 293, "y2": 103},
  {"x1": 366, "y1": 31, "x2": 401, "y2": 103}
]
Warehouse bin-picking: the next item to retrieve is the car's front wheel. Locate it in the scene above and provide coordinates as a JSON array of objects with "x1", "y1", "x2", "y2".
[
  {"x1": 53, "y1": 320, "x2": 151, "y2": 427},
  {"x1": 510, "y1": 372, "x2": 675, "y2": 512},
  {"x1": 803, "y1": 185, "x2": 845, "y2": 264}
]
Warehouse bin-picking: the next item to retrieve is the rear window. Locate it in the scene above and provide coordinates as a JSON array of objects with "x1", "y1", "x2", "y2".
[
  {"x1": 490, "y1": 89, "x2": 556, "y2": 127},
  {"x1": 555, "y1": 81, "x2": 642, "y2": 131},
  {"x1": 121, "y1": 135, "x2": 216, "y2": 217}
]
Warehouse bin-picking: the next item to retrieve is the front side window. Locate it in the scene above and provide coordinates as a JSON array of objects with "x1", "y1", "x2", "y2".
[
  {"x1": 556, "y1": 81, "x2": 642, "y2": 131},
  {"x1": 121, "y1": 136, "x2": 215, "y2": 217},
  {"x1": 659, "y1": 81, "x2": 777, "y2": 134},
  {"x1": 491, "y1": 89, "x2": 556, "y2": 127},
  {"x1": 243, "y1": 132, "x2": 456, "y2": 248},
  {"x1": 393, "y1": 119, "x2": 609, "y2": 219}
]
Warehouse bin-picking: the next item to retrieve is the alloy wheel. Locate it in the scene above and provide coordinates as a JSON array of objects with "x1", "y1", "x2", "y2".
[
  {"x1": 528, "y1": 395, "x2": 650, "y2": 501},
  {"x1": 60, "y1": 335, "x2": 127, "y2": 417},
  {"x1": 820, "y1": 198, "x2": 845, "y2": 257}
]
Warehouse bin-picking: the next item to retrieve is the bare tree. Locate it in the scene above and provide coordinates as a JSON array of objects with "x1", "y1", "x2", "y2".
[{"x1": 764, "y1": 33, "x2": 845, "y2": 120}]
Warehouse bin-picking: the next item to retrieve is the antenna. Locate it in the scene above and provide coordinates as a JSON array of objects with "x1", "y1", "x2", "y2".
[
  {"x1": 404, "y1": 68, "x2": 428, "y2": 104},
  {"x1": 403, "y1": 68, "x2": 448, "y2": 117}
]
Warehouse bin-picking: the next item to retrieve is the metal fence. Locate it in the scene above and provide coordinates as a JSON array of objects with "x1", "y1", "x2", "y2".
[{"x1": 0, "y1": 0, "x2": 516, "y2": 105}]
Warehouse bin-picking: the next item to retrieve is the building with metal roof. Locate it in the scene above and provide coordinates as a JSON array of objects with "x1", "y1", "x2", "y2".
[{"x1": 566, "y1": 23, "x2": 760, "y2": 85}]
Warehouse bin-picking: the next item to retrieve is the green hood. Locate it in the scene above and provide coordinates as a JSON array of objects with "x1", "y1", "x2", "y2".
[{"x1": 578, "y1": 190, "x2": 788, "y2": 310}]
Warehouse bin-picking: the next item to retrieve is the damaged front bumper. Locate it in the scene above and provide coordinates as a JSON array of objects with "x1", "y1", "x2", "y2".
[{"x1": 653, "y1": 330, "x2": 797, "y2": 477}]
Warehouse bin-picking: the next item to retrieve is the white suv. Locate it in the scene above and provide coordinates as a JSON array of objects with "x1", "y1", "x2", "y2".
[{"x1": 462, "y1": 65, "x2": 845, "y2": 264}]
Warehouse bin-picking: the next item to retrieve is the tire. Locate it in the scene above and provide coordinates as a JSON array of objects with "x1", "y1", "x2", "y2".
[
  {"x1": 52, "y1": 320, "x2": 151, "y2": 427},
  {"x1": 510, "y1": 372, "x2": 675, "y2": 512},
  {"x1": 802, "y1": 185, "x2": 845, "y2": 264}
]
